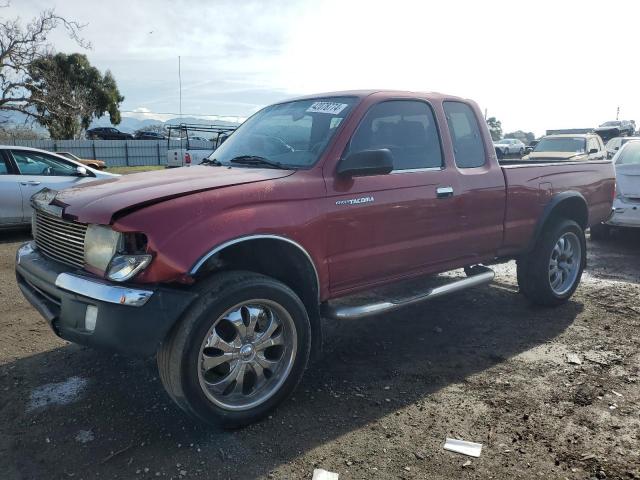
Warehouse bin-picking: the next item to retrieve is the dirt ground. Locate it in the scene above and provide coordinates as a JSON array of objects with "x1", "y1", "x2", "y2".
[{"x1": 0, "y1": 229, "x2": 638, "y2": 480}]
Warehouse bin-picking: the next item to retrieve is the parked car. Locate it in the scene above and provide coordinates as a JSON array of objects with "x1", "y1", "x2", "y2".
[
  {"x1": 134, "y1": 131, "x2": 166, "y2": 140},
  {"x1": 604, "y1": 136, "x2": 640, "y2": 159},
  {"x1": 86, "y1": 127, "x2": 134, "y2": 140},
  {"x1": 57, "y1": 151, "x2": 106, "y2": 170},
  {"x1": 524, "y1": 139, "x2": 539, "y2": 154},
  {"x1": 594, "y1": 120, "x2": 636, "y2": 142},
  {"x1": 15, "y1": 90, "x2": 614, "y2": 428},
  {"x1": 494, "y1": 138, "x2": 526, "y2": 157},
  {"x1": 0, "y1": 146, "x2": 116, "y2": 228},
  {"x1": 591, "y1": 139, "x2": 640, "y2": 239},
  {"x1": 522, "y1": 134, "x2": 606, "y2": 162}
]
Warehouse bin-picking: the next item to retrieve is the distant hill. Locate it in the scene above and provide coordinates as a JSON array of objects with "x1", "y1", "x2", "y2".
[
  {"x1": 90, "y1": 116, "x2": 240, "y2": 133},
  {"x1": 1, "y1": 110, "x2": 240, "y2": 137}
]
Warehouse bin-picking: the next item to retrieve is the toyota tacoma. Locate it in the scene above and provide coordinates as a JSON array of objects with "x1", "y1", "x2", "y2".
[{"x1": 16, "y1": 90, "x2": 615, "y2": 427}]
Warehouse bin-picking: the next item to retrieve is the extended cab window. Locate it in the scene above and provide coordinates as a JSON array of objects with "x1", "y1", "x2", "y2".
[
  {"x1": 348, "y1": 100, "x2": 442, "y2": 170},
  {"x1": 443, "y1": 101, "x2": 486, "y2": 168}
]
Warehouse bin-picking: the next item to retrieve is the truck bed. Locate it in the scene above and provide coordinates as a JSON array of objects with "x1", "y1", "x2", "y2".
[{"x1": 499, "y1": 160, "x2": 615, "y2": 256}]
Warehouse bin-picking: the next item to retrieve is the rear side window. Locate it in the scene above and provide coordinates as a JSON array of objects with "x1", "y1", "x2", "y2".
[
  {"x1": 348, "y1": 100, "x2": 443, "y2": 170},
  {"x1": 443, "y1": 101, "x2": 486, "y2": 168},
  {"x1": 0, "y1": 156, "x2": 9, "y2": 175}
]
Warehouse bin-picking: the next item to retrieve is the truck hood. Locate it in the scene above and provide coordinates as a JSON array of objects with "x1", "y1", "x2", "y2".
[
  {"x1": 616, "y1": 163, "x2": 640, "y2": 198},
  {"x1": 523, "y1": 151, "x2": 587, "y2": 161},
  {"x1": 53, "y1": 166, "x2": 294, "y2": 224}
]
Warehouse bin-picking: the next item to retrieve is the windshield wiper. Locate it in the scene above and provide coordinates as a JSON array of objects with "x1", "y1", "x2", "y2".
[
  {"x1": 229, "y1": 155, "x2": 287, "y2": 169},
  {"x1": 200, "y1": 158, "x2": 222, "y2": 166}
]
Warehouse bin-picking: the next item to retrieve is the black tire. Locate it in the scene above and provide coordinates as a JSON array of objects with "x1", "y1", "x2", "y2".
[
  {"x1": 519, "y1": 148, "x2": 524, "y2": 157},
  {"x1": 157, "y1": 271, "x2": 311, "y2": 428},
  {"x1": 590, "y1": 223, "x2": 610, "y2": 241},
  {"x1": 517, "y1": 219, "x2": 586, "y2": 307}
]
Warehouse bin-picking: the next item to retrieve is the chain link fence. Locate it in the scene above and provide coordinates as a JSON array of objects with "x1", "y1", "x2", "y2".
[{"x1": 3, "y1": 139, "x2": 213, "y2": 166}]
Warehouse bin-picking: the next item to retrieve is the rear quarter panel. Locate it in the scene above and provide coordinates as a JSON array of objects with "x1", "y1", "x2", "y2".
[{"x1": 500, "y1": 160, "x2": 615, "y2": 256}]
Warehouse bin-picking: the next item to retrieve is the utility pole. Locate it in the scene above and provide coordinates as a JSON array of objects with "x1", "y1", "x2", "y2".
[
  {"x1": 616, "y1": 106, "x2": 620, "y2": 120},
  {"x1": 178, "y1": 56, "x2": 183, "y2": 119},
  {"x1": 484, "y1": 108, "x2": 488, "y2": 120}
]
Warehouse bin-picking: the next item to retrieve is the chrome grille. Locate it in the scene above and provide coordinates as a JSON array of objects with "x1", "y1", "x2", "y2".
[{"x1": 33, "y1": 209, "x2": 87, "y2": 268}]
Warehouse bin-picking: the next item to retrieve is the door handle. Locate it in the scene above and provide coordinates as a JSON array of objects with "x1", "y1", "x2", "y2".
[
  {"x1": 436, "y1": 186, "x2": 454, "y2": 198},
  {"x1": 20, "y1": 181, "x2": 41, "y2": 186}
]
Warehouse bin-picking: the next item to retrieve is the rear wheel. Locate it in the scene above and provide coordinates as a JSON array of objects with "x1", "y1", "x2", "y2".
[
  {"x1": 517, "y1": 219, "x2": 585, "y2": 306},
  {"x1": 157, "y1": 271, "x2": 311, "y2": 428}
]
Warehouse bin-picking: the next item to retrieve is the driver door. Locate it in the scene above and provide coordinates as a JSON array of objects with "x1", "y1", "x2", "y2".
[{"x1": 9, "y1": 149, "x2": 87, "y2": 220}]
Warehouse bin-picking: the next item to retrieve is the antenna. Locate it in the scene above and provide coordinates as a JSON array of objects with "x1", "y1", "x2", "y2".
[{"x1": 178, "y1": 56, "x2": 183, "y2": 119}]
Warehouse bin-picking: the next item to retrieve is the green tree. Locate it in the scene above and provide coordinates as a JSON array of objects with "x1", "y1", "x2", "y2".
[
  {"x1": 26, "y1": 53, "x2": 123, "y2": 138},
  {"x1": 504, "y1": 130, "x2": 535, "y2": 144},
  {"x1": 486, "y1": 117, "x2": 502, "y2": 141}
]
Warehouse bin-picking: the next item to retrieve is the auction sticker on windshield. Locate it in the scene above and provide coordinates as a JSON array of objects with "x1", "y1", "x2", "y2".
[{"x1": 306, "y1": 102, "x2": 348, "y2": 115}]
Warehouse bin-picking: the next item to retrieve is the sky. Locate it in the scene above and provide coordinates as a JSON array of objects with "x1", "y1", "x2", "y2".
[{"x1": 8, "y1": 0, "x2": 640, "y2": 136}]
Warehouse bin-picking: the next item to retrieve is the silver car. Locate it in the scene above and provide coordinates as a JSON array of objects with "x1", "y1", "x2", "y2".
[
  {"x1": 494, "y1": 138, "x2": 526, "y2": 157},
  {"x1": 0, "y1": 146, "x2": 117, "y2": 228},
  {"x1": 591, "y1": 140, "x2": 640, "y2": 238}
]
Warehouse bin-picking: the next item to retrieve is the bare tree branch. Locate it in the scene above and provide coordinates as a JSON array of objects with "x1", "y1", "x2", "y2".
[{"x1": 0, "y1": 6, "x2": 90, "y2": 125}]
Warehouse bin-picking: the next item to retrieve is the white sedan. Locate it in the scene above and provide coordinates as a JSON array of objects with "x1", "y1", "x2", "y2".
[
  {"x1": 591, "y1": 140, "x2": 640, "y2": 238},
  {"x1": 494, "y1": 138, "x2": 526, "y2": 157},
  {"x1": 0, "y1": 146, "x2": 117, "y2": 228}
]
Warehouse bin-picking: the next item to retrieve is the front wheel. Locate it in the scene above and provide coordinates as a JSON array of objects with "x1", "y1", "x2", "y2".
[
  {"x1": 157, "y1": 271, "x2": 311, "y2": 428},
  {"x1": 517, "y1": 219, "x2": 586, "y2": 306}
]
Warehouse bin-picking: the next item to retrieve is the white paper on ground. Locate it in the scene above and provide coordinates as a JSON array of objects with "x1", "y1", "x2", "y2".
[
  {"x1": 312, "y1": 468, "x2": 339, "y2": 480},
  {"x1": 443, "y1": 438, "x2": 483, "y2": 457}
]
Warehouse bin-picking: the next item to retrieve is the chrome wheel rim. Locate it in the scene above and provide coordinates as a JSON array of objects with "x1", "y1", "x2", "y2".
[
  {"x1": 548, "y1": 232, "x2": 581, "y2": 295},
  {"x1": 197, "y1": 300, "x2": 297, "y2": 411}
]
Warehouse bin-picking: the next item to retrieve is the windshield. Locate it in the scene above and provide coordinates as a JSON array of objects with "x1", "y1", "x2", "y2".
[
  {"x1": 534, "y1": 137, "x2": 586, "y2": 153},
  {"x1": 208, "y1": 96, "x2": 357, "y2": 168},
  {"x1": 601, "y1": 121, "x2": 621, "y2": 127},
  {"x1": 617, "y1": 141, "x2": 640, "y2": 165}
]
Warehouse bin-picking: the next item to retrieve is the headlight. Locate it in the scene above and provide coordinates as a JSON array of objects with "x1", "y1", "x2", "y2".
[
  {"x1": 84, "y1": 225, "x2": 152, "y2": 282},
  {"x1": 107, "y1": 254, "x2": 152, "y2": 282},
  {"x1": 84, "y1": 225, "x2": 122, "y2": 271}
]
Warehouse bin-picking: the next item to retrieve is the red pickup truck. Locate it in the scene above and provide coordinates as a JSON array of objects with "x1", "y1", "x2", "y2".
[{"x1": 16, "y1": 90, "x2": 615, "y2": 427}]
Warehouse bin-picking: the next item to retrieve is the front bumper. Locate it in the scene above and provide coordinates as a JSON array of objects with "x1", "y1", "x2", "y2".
[
  {"x1": 605, "y1": 197, "x2": 640, "y2": 228},
  {"x1": 15, "y1": 242, "x2": 198, "y2": 356}
]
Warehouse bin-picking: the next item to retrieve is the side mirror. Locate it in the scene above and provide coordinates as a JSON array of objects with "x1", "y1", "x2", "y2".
[
  {"x1": 76, "y1": 166, "x2": 88, "y2": 176},
  {"x1": 588, "y1": 148, "x2": 599, "y2": 154},
  {"x1": 337, "y1": 149, "x2": 394, "y2": 177}
]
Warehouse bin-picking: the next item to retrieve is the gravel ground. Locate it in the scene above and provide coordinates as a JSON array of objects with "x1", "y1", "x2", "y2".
[{"x1": 0, "y1": 228, "x2": 639, "y2": 480}]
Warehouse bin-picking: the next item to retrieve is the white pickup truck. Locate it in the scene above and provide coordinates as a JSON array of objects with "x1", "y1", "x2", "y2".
[{"x1": 166, "y1": 124, "x2": 237, "y2": 168}]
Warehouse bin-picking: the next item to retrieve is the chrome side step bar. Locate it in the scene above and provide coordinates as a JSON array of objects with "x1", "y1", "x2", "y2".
[{"x1": 323, "y1": 268, "x2": 495, "y2": 320}]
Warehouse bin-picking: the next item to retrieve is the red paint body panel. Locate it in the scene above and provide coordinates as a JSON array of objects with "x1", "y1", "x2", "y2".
[
  {"x1": 499, "y1": 161, "x2": 615, "y2": 256},
  {"x1": 55, "y1": 90, "x2": 615, "y2": 302}
]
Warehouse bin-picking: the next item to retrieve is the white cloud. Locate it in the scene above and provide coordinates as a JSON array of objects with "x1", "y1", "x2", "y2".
[{"x1": 8, "y1": 0, "x2": 640, "y2": 136}]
